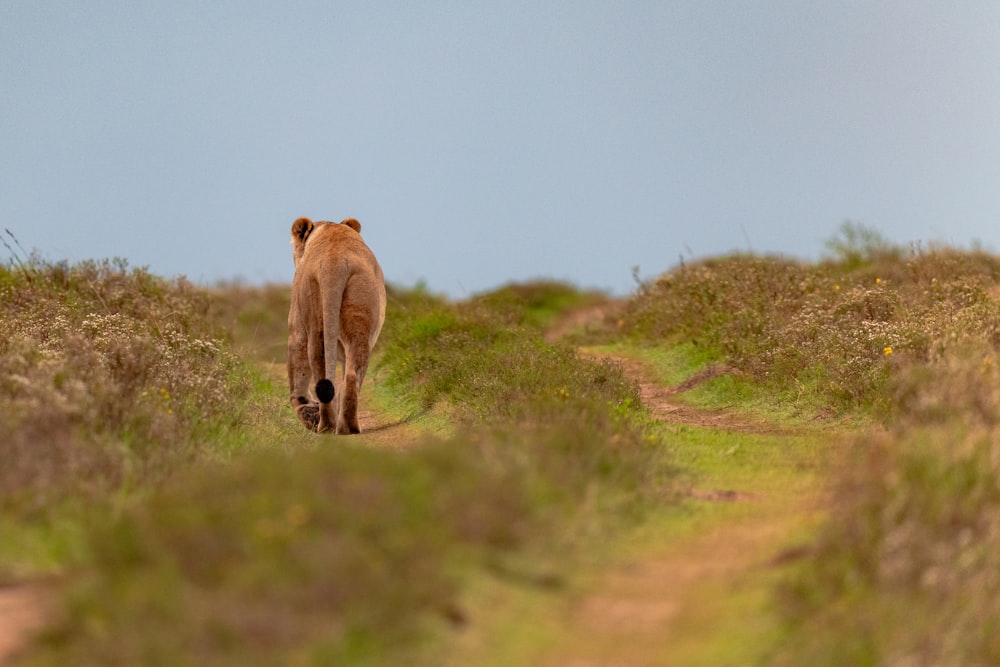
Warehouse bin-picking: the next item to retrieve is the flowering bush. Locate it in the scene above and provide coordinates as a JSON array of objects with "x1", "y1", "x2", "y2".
[
  {"x1": 0, "y1": 258, "x2": 244, "y2": 513},
  {"x1": 620, "y1": 246, "x2": 1000, "y2": 411}
]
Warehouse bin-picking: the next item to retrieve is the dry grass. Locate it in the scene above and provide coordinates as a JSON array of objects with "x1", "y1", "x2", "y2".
[
  {"x1": 620, "y1": 240, "x2": 1000, "y2": 412},
  {"x1": 776, "y1": 341, "x2": 1000, "y2": 665},
  {"x1": 0, "y1": 255, "x2": 251, "y2": 522}
]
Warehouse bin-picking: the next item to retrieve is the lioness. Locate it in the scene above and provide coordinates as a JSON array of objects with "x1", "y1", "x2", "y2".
[{"x1": 287, "y1": 217, "x2": 386, "y2": 434}]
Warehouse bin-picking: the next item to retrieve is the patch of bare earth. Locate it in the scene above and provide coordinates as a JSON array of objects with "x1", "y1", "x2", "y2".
[
  {"x1": 587, "y1": 347, "x2": 798, "y2": 437},
  {"x1": 354, "y1": 380, "x2": 429, "y2": 450},
  {"x1": 0, "y1": 584, "x2": 50, "y2": 666},
  {"x1": 543, "y1": 506, "x2": 807, "y2": 667},
  {"x1": 544, "y1": 302, "x2": 624, "y2": 344},
  {"x1": 552, "y1": 301, "x2": 779, "y2": 434}
]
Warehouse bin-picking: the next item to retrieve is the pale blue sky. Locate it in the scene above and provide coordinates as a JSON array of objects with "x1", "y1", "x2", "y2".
[{"x1": 3, "y1": 2, "x2": 999, "y2": 296}]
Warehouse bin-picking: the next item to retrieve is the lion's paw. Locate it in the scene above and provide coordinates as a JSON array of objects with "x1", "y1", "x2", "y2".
[{"x1": 295, "y1": 402, "x2": 321, "y2": 432}]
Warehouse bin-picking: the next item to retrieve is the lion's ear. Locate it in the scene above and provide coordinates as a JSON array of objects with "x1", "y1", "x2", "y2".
[
  {"x1": 292, "y1": 217, "x2": 314, "y2": 242},
  {"x1": 341, "y1": 218, "x2": 362, "y2": 233}
]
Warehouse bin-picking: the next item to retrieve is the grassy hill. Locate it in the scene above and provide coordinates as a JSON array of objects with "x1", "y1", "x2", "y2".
[{"x1": 3, "y1": 226, "x2": 1000, "y2": 664}]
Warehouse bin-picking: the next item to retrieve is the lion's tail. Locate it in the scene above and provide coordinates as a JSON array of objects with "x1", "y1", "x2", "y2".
[
  {"x1": 315, "y1": 379, "x2": 335, "y2": 404},
  {"x1": 314, "y1": 378, "x2": 336, "y2": 433}
]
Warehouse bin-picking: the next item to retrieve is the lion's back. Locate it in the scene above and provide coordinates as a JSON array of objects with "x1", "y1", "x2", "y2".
[{"x1": 303, "y1": 224, "x2": 380, "y2": 275}]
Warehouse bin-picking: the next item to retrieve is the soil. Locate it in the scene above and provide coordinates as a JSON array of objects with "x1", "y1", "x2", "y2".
[
  {"x1": 0, "y1": 583, "x2": 49, "y2": 665},
  {"x1": 541, "y1": 506, "x2": 810, "y2": 667}
]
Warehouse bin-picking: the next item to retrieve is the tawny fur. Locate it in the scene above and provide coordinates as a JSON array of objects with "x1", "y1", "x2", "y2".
[{"x1": 287, "y1": 217, "x2": 386, "y2": 434}]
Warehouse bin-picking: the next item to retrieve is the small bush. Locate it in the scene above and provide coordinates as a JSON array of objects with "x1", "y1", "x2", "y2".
[{"x1": 776, "y1": 339, "x2": 1000, "y2": 665}]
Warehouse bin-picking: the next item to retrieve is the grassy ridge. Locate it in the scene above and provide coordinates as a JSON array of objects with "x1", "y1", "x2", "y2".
[{"x1": 774, "y1": 344, "x2": 1000, "y2": 665}]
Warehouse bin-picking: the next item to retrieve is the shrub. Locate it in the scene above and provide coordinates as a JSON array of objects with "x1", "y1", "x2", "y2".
[
  {"x1": 619, "y1": 244, "x2": 1000, "y2": 412},
  {"x1": 776, "y1": 339, "x2": 1000, "y2": 665},
  {"x1": 0, "y1": 258, "x2": 249, "y2": 515}
]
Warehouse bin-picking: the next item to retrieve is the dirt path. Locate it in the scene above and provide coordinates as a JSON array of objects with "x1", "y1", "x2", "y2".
[
  {"x1": 585, "y1": 348, "x2": 782, "y2": 435},
  {"x1": 524, "y1": 307, "x2": 828, "y2": 665},
  {"x1": 532, "y1": 348, "x2": 825, "y2": 665},
  {"x1": 356, "y1": 375, "x2": 433, "y2": 449},
  {"x1": 543, "y1": 510, "x2": 808, "y2": 667},
  {"x1": 259, "y1": 360, "x2": 429, "y2": 450},
  {"x1": 0, "y1": 584, "x2": 49, "y2": 666}
]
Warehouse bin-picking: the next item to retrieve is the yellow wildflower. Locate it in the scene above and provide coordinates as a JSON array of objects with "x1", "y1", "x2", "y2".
[{"x1": 883, "y1": 346, "x2": 893, "y2": 356}]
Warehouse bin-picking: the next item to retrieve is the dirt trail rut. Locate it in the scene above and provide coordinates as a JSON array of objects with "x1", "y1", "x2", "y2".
[{"x1": 586, "y1": 349, "x2": 777, "y2": 434}]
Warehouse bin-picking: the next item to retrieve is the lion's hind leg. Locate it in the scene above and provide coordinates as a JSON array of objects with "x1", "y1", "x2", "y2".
[
  {"x1": 337, "y1": 371, "x2": 361, "y2": 435},
  {"x1": 337, "y1": 332, "x2": 370, "y2": 435},
  {"x1": 288, "y1": 299, "x2": 320, "y2": 432}
]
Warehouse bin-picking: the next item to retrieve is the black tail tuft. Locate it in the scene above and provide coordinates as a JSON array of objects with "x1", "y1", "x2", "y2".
[{"x1": 315, "y1": 379, "x2": 335, "y2": 404}]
